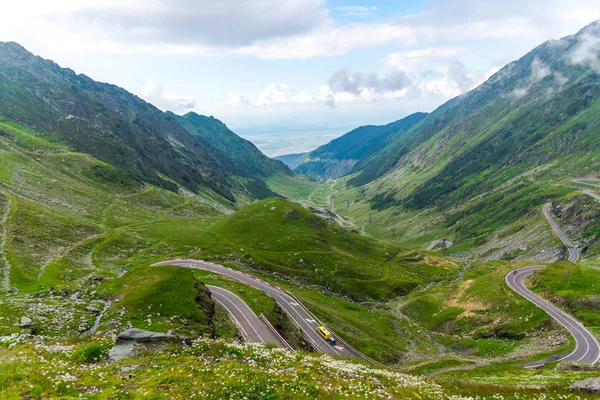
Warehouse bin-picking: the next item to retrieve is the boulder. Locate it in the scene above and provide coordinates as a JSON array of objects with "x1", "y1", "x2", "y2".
[
  {"x1": 570, "y1": 377, "x2": 600, "y2": 393},
  {"x1": 116, "y1": 328, "x2": 188, "y2": 344},
  {"x1": 556, "y1": 361, "x2": 598, "y2": 371},
  {"x1": 108, "y1": 343, "x2": 135, "y2": 362},
  {"x1": 18, "y1": 316, "x2": 36, "y2": 334}
]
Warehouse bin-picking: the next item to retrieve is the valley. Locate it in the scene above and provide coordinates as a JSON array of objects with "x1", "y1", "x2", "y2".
[{"x1": 1, "y1": 18, "x2": 600, "y2": 400}]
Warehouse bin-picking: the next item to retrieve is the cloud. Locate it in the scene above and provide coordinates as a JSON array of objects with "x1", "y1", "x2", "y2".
[
  {"x1": 511, "y1": 56, "x2": 566, "y2": 98},
  {"x1": 336, "y1": 6, "x2": 377, "y2": 18},
  {"x1": 140, "y1": 80, "x2": 196, "y2": 112},
  {"x1": 570, "y1": 30, "x2": 600, "y2": 71},
  {"x1": 328, "y1": 67, "x2": 412, "y2": 96},
  {"x1": 255, "y1": 83, "x2": 315, "y2": 106},
  {"x1": 530, "y1": 57, "x2": 551, "y2": 82},
  {"x1": 208, "y1": 92, "x2": 250, "y2": 107},
  {"x1": 384, "y1": 46, "x2": 474, "y2": 71},
  {"x1": 323, "y1": 60, "x2": 498, "y2": 106},
  {"x1": 2, "y1": 0, "x2": 600, "y2": 60},
  {"x1": 415, "y1": 62, "x2": 498, "y2": 98},
  {"x1": 68, "y1": 0, "x2": 328, "y2": 48}
]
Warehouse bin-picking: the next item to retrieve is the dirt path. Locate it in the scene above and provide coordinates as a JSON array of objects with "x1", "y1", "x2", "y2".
[
  {"x1": 1, "y1": 197, "x2": 13, "y2": 291},
  {"x1": 37, "y1": 233, "x2": 104, "y2": 279}
]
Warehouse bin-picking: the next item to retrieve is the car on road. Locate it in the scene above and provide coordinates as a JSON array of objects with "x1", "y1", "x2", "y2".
[{"x1": 316, "y1": 326, "x2": 336, "y2": 345}]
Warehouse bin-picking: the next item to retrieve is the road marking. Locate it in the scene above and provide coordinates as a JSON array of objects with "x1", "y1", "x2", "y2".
[{"x1": 305, "y1": 318, "x2": 316, "y2": 323}]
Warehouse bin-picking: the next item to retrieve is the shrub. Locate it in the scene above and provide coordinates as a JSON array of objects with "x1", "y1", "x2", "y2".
[{"x1": 73, "y1": 341, "x2": 109, "y2": 363}]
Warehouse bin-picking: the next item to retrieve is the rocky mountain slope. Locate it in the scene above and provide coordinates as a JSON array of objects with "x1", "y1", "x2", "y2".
[{"x1": 0, "y1": 42, "x2": 290, "y2": 202}]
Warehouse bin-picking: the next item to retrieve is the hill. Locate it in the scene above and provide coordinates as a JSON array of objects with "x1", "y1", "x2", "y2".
[
  {"x1": 0, "y1": 42, "x2": 290, "y2": 202},
  {"x1": 208, "y1": 197, "x2": 460, "y2": 301},
  {"x1": 292, "y1": 112, "x2": 427, "y2": 180},
  {"x1": 274, "y1": 152, "x2": 308, "y2": 169},
  {"x1": 0, "y1": 119, "x2": 461, "y2": 362}
]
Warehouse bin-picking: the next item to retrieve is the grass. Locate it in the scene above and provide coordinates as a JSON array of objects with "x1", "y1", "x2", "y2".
[
  {"x1": 73, "y1": 341, "x2": 111, "y2": 363},
  {"x1": 208, "y1": 198, "x2": 460, "y2": 302},
  {"x1": 0, "y1": 336, "x2": 595, "y2": 399},
  {"x1": 98, "y1": 266, "x2": 215, "y2": 337},
  {"x1": 397, "y1": 261, "x2": 564, "y2": 360},
  {"x1": 529, "y1": 262, "x2": 600, "y2": 330},
  {"x1": 436, "y1": 361, "x2": 600, "y2": 392},
  {"x1": 266, "y1": 173, "x2": 319, "y2": 200}
]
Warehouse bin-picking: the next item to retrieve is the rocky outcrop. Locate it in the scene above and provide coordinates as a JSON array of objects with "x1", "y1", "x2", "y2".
[
  {"x1": 108, "y1": 328, "x2": 191, "y2": 363},
  {"x1": 570, "y1": 377, "x2": 600, "y2": 393},
  {"x1": 116, "y1": 328, "x2": 186, "y2": 344}
]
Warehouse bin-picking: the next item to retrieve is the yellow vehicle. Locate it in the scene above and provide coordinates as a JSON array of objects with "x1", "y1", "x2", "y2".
[{"x1": 316, "y1": 326, "x2": 336, "y2": 345}]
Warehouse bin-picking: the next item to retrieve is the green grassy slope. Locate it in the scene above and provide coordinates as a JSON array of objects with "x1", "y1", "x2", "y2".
[
  {"x1": 399, "y1": 261, "x2": 565, "y2": 361},
  {"x1": 208, "y1": 198, "x2": 460, "y2": 302},
  {"x1": 529, "y1": 262, "x2": 600, "y2": 337},
  {"x1": 4, "y1": 336, "x2": 593, "y2": 399}
]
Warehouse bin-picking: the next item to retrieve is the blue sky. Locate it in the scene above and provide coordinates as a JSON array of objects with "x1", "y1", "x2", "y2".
[{"x1": 2, "y1": 0, "x2": 600, "y2": 155}]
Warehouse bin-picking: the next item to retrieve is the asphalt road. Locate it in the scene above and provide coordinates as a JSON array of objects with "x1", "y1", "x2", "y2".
[
  {"x1": 543, "y1": 203, "x2": 580, "y2": 263},
  {"x1": 206, "y1": 285, "x2": 279, "y2": 346},
  {"x1": 505, "y1": 266, "x2": 600, "y2": 367},
  {"x1": 155, "y1": 259, "x2": 354, "y2": 357}
]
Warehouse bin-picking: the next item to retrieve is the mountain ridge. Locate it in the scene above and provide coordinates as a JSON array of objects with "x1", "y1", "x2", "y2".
[
  {"x1": 290, "y1": 112, "x2": 427, "y2": 180},
  {"x1": 0, "y1": 41, "x2": 290, "y2": 202}
]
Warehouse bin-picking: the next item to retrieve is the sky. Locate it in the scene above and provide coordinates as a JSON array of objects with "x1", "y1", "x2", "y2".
[{"x1": 1, "y1": 1, "x2": 600, "y2": 156}]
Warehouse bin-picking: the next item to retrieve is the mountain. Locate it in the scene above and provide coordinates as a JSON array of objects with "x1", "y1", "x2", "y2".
[
  {"x1": 350, "y1": 21, "x2": 600, "y2": 196},
  {"x1": 291, "y1": 112, "x2": 427, "y2": 180},
  {"x1": 0, "y1": 42, "x2": 290, "y2": 202},
  {"x1": 273, "y1": 152, "x2": 308, "y2": 170},
  {"x1": 310, "y1": 20, "x2": 600, "y2": 258},
  {"x1": 170, "y1": 111, "x2": 292, "y2": 198}
]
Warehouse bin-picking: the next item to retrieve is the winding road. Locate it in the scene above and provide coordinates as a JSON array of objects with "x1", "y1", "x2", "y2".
[
  {"x1": 505, "y1": 266, "x2": 600, "y2": 367},
  {"x1": 206, "y1": 285, "x2": 279, "y2": 346},
  {"x1": 154, "y1": 259, "x2": 355, "y2": 358},
  {"x1": 543, "y1": 203, "x2": 580, "y2": 263}
]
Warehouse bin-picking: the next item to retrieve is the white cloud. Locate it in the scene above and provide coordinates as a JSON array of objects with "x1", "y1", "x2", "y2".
[
  {"x1": 336, "y1": 6, "x2": 377, "y2": 18},
  {"x1": 384, "y1": 46, "x2": 474, "y2": 71},
  {"x1": 209, "y1": 92, "x2": 251, "y2": 107},
  {"x1": 530, "y1": 57, "x2": 551, "y2": 82},
  {"x1": 570, "y1": 32, "x2": 600, "y2": 71},
  {"x1": 510, "y1": 57, "x2": 569, "y2": 98},
  {"x1": 140, "y1": 81, "x2": 196, "y2": 112},
  {"x1": 3, "y1": 0, "x2": 600, "y2": 59},
  {"x1": 255, "y1": 84, "x2": 315, "y2": 106}
]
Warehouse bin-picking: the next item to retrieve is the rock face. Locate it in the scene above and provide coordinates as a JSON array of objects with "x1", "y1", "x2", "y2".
[
  {"x1": 570, "y1": 377, "x2": 600, "y2": 393},
  {"x1": 116, "y1": 328, "x2": 183, "y2": 344}
]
